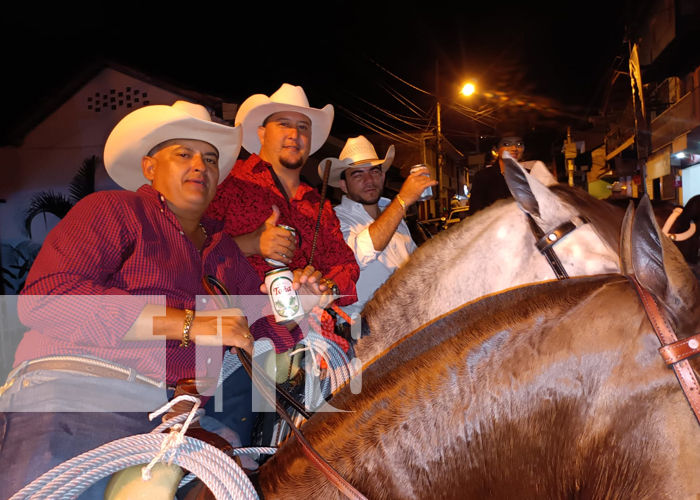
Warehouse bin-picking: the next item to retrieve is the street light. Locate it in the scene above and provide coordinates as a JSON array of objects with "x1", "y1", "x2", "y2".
[
  {"x1": 461, "y1": 82, "x2": 476, "y2": 96},
  {"x1": 435, "y1": 79, "x2": 477, "y2": 216}
]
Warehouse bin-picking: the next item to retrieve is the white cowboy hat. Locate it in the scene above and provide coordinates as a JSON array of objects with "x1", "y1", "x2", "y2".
[
  {"x1": 235, "y1": 83, "x2": 334, "y2": 155},
  {"x1": 319, "y1": 136, "x2": 395, "y2": 188},
  {"x1": 104, "y1": 101, "x2": 242, "y2": 191}
]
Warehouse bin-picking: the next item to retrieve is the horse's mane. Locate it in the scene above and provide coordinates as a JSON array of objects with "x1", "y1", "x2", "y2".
[
  {"x1": 356, "y1": 275, "x2": 624, "y2": 380},
  {"x1": 550, "y1": 183, "x2": 625, "y2": 255}
]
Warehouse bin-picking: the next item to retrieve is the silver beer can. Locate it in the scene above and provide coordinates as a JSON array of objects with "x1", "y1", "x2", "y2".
[
  {"x1": 409, "y1": 164, "x2": 433, "y2": 201},
  {"x1": 265, "y1": 267, "x2": 304, "y2": 323},
  {"x1": 265, "y1": 224, "x2": 297, "y2": 268}
]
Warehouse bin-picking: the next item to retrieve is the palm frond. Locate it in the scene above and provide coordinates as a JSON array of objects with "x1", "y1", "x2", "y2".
[
  {"x1": 69, "y1": 155, "x2": 98, "y2": 204},
  {"x1": 14, "y1": 239, "x2": 42, "y2": 257},
  {"x1": 2, "y1": 240, "x2": 42, "y2": 263},
  {"x1": 2, "y1": 275, "x2": 15, "y2": 291},
  {"x1": 2, "y1": 267, "x2": 17, "y2": 279},
  {"x1": 2, "y1": 240, "x2": 41, "y2": 293},
  {"x1": 22, "y1": 191, "x2": 74, "y2": 238}
]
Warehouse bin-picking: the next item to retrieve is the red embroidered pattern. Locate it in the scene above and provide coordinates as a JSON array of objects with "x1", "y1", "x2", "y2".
[{"x1": 207, "y1": 154, "x2": 359, "y2": 307}]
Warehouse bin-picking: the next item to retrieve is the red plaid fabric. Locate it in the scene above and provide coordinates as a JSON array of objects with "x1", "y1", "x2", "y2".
[
  {"x1": 17, "y1": 185, "x2": 303, "y2": 385},
  {"x1": 206, "y1": 154, "x2": 360, "y2": 307}
]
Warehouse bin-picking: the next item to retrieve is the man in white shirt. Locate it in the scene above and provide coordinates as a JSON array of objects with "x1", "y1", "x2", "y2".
[{"x1": 320, "y1": 136, "x2": 437, "y2": 320}]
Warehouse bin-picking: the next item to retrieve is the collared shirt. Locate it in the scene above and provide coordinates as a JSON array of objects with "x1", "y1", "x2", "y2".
[
  {"x1": 334, "y1": 196, "x2": 417, "y2": 319},
  {"x1": 206, "y1": 153, "x2": 359, "y2": 306},
  {"x1": 16, "y1": 185, "x2": 301, "y2": 385}
]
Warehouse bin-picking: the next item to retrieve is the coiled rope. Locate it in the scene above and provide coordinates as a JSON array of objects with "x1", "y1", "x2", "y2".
[{"x1": 9, "y1": 395, "x2": 276, "y2": 500}]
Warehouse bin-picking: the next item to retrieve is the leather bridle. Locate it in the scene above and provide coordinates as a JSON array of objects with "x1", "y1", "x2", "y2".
[
  {"x1": 526, "y1": 214, "x2": 591, "y2": 280},
  {"x1": 630, "y1": 276, "x2": 700, "y2": 425}
]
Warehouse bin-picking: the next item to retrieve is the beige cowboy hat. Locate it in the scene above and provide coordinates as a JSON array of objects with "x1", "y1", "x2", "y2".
[
  {"x1": 235, "y1": 83, "x2": 334, "y2": 155},
  {"x1": 104, "y1": 101, "x2": 242, "y2": 191},
  {"x1": 319, "y1": 136, "x2": 395, "y2": 188}
]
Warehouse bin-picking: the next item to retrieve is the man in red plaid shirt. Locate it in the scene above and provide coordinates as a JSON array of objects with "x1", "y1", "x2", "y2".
[{"x1": 0, "y1": 101, "x2": 326, "y2": 500}]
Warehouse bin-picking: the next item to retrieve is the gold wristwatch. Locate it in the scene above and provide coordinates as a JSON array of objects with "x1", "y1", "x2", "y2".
[{"x1": 319, "y1": 278, "x2": 340, "y2": 301}]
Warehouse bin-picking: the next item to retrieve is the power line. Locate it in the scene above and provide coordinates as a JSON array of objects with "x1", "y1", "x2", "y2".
[
  {"x1": 377, "y1": 81, "x2": 428, "y2": 117},
  {"x1": 360, "y1": 52, "x2": 435, "y2": 96},
  {"x1": 349, "y1": 94, "x2": 431, "y2": 129},
  {"x1": 336, "y1": 103, "x2": 421, "y2": 146}
]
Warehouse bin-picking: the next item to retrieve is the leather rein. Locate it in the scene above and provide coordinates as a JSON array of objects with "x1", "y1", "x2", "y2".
[
  {"x1": 526, "y1": 214, "x2": 590, "y2": 280},
  {"x1": 629, "y1": 276, "x2": 700, "y2": 425},
  {"x1": 201, "y1": 276, "x2": 369, "y2": 500}
]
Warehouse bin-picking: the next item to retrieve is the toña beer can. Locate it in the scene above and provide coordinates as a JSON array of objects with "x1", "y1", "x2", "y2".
[
  {"x1": 264, "y1": 267, "x2": 304, "y2": 323},
  {"x1": 409, "y1": 164, "x2": 433, "y2": 201},
  {"x1": 265, "y1": 224, "x2": 298, "y2": 268}
]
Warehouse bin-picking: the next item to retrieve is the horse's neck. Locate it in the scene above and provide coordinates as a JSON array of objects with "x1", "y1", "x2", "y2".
[
  {"x1": 356, "y1": 203, "x2": 544, "y2": 364},
  {"x1": 264, "y1": 277, "x2": 700, "y2": 499}
]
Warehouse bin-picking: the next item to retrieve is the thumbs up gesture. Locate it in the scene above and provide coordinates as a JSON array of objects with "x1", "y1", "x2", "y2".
[{"x1": 254, "y1": 205, "x2": 296, "y2": 264}]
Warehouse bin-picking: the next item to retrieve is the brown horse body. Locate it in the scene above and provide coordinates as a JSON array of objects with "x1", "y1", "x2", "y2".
[{"x1": 258, "y1": 199, "x2": 700, "y2": 499}]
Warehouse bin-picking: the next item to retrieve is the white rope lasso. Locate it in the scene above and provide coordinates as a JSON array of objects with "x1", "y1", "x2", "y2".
[
  {"x1": 141, "y1": 395, "x2": 201, "y2": 481},
  {"x1": 289, "y1": 338, "x2": 328, "y2": 378},
  {"x1": 301, "y1": 330, "x2": 359, "y2": 395},
  {"x1": 8, "y1": 394, "x2": 277, "y2": 500}
]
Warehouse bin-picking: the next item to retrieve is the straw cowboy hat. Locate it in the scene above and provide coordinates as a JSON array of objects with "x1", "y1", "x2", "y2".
[
  {"x1": 104, "y1": 101, "x2": 242, "y2": 191},
  {"x1": 319, "y1": 136, "x2": 395, "y2": 188},
  {"x1": 235, "y1": 83, "x2": 334, "y2": 155}
]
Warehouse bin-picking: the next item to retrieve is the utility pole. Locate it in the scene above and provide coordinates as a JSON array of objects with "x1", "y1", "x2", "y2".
[
  {"x1": 435, "y1": 60, "x2": 444, "y2": 216},
  {"x1": 564, "y1": 127, "x2": 576, "y2": 187}
]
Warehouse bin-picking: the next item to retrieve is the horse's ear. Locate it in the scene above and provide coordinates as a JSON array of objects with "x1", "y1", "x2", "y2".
[
  {"x1": 503, "y1": 156, "x2": 540, "y2": 218},
  {"x1": 631, "y1": 195, "x2": 700, "y2": 329},
  {"x1": 503, "y1": 155, "x2": 564, "y2": 222},
  {"x1": 631, "y1": 195, "x2": 669, "y2": 293},
  {"x1": 620, "y1": 200, "x2": 635, "y2": 275}
]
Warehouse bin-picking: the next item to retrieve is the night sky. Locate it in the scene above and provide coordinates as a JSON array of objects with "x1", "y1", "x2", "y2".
[{"x1": 1, "y1": 0, "x2": 630, "y2": 153}]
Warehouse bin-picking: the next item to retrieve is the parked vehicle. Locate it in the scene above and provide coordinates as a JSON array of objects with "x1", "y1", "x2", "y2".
[
  {"x1": 443, "y1": 206, "x2": 470, "y2": 229},
  {"x1": 419, "y1": 206, "x2": 470, "y2": 235}
]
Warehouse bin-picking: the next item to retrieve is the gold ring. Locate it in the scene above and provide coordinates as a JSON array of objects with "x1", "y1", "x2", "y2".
[{"x1": 243, "y1": 333, "x2": 253, "y2": 340}]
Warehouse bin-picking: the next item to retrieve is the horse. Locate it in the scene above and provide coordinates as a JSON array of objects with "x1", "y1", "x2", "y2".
[
  {"x1": 354, "y1": 158, "x2": 625, "y2": 364},
  {"x1": 255, "y1": 196, "x2": 700, "y2": 500},
  {"x1": 249, "y1": 158, "x2": 626, "y2": 451}
]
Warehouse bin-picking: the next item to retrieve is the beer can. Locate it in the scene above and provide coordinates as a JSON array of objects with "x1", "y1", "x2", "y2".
[
  {"x1": 409, "y1": 164, "x2": 433, "y2": 201},
  {"x1": 265, "y1": 224, "x2": 297, "y2": 268},
  {"x1": 265, "y1": 267, "x2": 304, "y2": 323}
]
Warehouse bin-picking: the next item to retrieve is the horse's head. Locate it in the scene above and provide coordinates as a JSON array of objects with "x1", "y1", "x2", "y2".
[
  {"x1": 621, "y1": 195, "x2": 700, "y2": 335},
  {"x1": 503, "y1": 156, "x2": 623, "y2": 277}
]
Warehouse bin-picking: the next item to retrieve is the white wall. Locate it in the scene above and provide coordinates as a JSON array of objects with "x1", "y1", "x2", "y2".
[
  {"x1": 0, "y1": 68, "x2": 193, "y2": 292},
  {"x1": 682, "y1": 163, "x2": 700, "y2": 205},
  {"x1": 0, "y1": 68, "x2": 190, "y2": 246}
]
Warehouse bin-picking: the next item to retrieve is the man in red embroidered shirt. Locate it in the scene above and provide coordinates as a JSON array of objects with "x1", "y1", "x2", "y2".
[
  {"x1": 0, "y1": 101, "x2": 324, "y2": 500},
  {"x1": 207, "y1": 84, "x2": 360, "y2": 314}
]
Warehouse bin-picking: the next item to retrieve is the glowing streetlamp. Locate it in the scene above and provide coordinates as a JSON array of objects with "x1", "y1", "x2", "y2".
[{"x1": 461, "y1": 82, "x2": 476, "y2": 96}]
